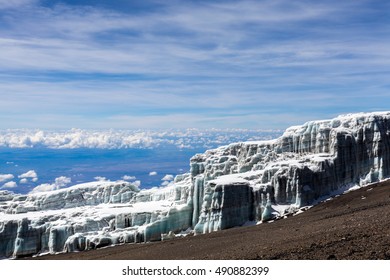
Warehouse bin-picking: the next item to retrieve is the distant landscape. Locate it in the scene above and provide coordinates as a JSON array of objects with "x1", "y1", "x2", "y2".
[{"x1": 0, "y1": 129, "x2": 280, "y2": 194}]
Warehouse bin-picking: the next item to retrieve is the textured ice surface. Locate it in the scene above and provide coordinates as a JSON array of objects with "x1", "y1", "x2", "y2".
[
  {"x1": 1, "y1": 112, "x2": 390, "y2": 258},
  {"x1": 0, "y1": 179, "x2": 192, "y2": 258}
]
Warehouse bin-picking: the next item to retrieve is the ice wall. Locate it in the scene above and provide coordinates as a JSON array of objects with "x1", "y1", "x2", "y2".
[
  {"x1": 194, "y1": 182, "x2": 254, "y2": 234},
  {"x1": 0, "y1": 179, "x2": 194, "y2": 258},
  {"x1": 190, "y1": 112, "x2": 390, "y2": 232},
  {"x1": 1, "y1": 112, "x2": 390, "y2": 258}
]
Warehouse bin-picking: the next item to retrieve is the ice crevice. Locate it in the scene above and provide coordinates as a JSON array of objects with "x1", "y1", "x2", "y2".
[{"x1": 1, "y1": 111, "x2": 390, "y2": 258}]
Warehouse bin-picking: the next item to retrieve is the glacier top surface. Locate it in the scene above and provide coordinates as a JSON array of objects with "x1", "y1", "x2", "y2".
[
  {"x1": 223, "y1": 111, "x2": 390, "y2": 148},
  {"x1": 26, "y1": 180, "x2": 139, "y2": 198},
  {"x1": 0, "y1": 199, "x2": 173, "y2": 222}
]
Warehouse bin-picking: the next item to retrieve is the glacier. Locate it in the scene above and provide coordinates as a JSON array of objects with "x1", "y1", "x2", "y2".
[{"x1": 1, "y1": 111, "x2": 390, "y2": 258}]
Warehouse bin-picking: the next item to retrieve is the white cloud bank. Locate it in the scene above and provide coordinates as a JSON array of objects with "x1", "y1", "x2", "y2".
[
  {"x1": 122, "y1": 175, "x2": 136, "y2": 181},
  {"x1": 161, "y1": 174, "x2": 174, "y2": 187},
  {"x1": 18, "y1": 170, "x2": 38, "y2": 182},
  {"x1": 18, "y1": 170, "x2": 38, "y2": 179},
  {"x1": 149, "y1": 171, "x2": 157, "y2": 176},
  {"x1": 29, "y1": 176, "x2": 71, "y2": 194},
  {"x1": 0, "y1": 129, "x2": 281, "y2": 149},
  {"x1": 131, "y1": 180, "x2": 141, "y2": 188},
  {"x1": 29, "y1": 184, "x2": 54, "y2": 193},
  {"x1": 1, "y1": 181, "x2": 17, "y2": 189},
  {"x1": 94, "y1": 176, "x2": 107, "y2": 182},
  {"x1": 161, "y1": 174, "x2": 174, "y2": 181},
  {"x1": 0, "y1": 174, "x2": 14, "y2": 183}
]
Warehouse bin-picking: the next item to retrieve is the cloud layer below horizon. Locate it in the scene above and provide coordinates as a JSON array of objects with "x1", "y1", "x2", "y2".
[{"x1": 0, "y1": 128, "x2": 281, "y2": 149}]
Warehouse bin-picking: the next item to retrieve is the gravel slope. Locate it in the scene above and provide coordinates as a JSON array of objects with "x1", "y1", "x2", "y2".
[{"x1": 32, "y1": 181, "x2": 390, "y2": 260}]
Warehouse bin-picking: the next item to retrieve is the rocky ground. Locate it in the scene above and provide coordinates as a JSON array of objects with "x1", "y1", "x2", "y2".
[{"x1": 32, "y1": 181, "x2": 390, "y2": 260}]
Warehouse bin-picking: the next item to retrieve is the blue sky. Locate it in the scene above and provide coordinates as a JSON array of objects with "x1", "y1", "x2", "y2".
[{"x1": 0, "y1": 0, "x2": 389, "y2": 130}]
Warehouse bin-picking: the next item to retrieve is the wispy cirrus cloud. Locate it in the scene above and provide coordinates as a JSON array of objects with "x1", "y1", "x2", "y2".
[
  {"x1": 2, "y1": 1, "x2": 384, "y2": 74},
  {"x1": 0, "y1": 0, "x2": 37, "y2": 10},
  {"x1": 0, "y1": 0, "x2": 389, "y2": 130}
]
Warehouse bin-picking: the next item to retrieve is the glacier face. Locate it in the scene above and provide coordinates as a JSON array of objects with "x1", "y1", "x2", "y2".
[
  {"x1": 0, "y1": 179, "x2": 193, "y2": 258},
  {"x1": 1, "y1": 112, "x2": 390, "y2": 258}
]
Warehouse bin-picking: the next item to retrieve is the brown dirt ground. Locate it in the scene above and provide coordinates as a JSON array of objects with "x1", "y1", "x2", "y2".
[{"x1": 31, "y1": 181, "x2": 390, "y2": 260}]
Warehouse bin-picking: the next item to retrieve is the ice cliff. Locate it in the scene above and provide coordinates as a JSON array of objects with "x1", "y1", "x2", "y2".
[{"x1": 1, "y1": 112, "x2": 390, "y2": 258}]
